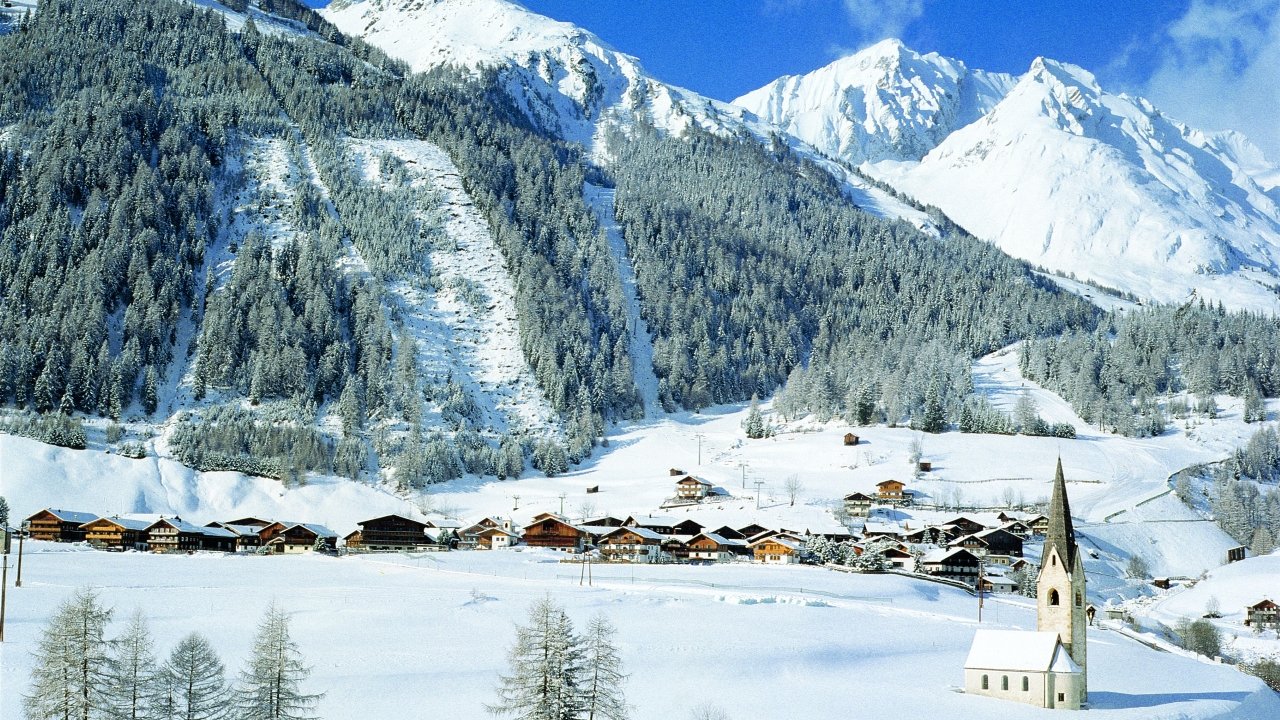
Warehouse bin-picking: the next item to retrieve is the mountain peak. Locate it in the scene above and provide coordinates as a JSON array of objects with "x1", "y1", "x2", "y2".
[{"x1": 1026, "y1": 56, "x2": 1099, "y2": 92}]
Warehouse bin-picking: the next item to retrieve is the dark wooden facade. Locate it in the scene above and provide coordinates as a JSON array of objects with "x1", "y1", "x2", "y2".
[
  {"x1": 521, "y1": 517, "x2": 585, "y2": 551},
  {"x1": 843, "y1": 433, "x2": 859, "y2": 446},
  {"x1": 27, "y1": 508, "x2": 97, "y2": 542},
  {"x1": 1246, "y1": 599, "x2": 1279, "y2": 628},
  {"x1": 358, "y1": 514, "x2": 435, "y2": 550},
  {"x1": 80, "y1": 517, "x2": 150, "y2": 550}
]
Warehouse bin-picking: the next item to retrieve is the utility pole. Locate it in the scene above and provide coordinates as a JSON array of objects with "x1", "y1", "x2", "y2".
[
  {"x1": 695, "y1": 434, "x2": 704, "y2": 465},
  {"x1": 15, "y1": 522, "x2": 24, "y2": 588},
  {"x1": 739, "y1": 462, "x2": 748, "y2": 489},
  {"x1": 512, "y1": 495, "x2": 520, "y2": 511},
  {"x1": 977, "y1": 562, "x2": 985, "y2": 623},
  {"x1": 1, "y1": 555, "x2": 7, "y2": 642},
  {"x1": 754, "y1": 480, "x2": 765, "y2": 510},
  {"x1": 558, "y1": 493, "x2": 567, "y2": 516}
]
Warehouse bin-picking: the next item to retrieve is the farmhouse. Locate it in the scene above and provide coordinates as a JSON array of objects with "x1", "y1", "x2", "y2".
[
  {"x1": 522, "y1": 514, "x2": 586, "y2": 552},
  {"x1": 876, "y1": 479, "x2": 908, "y2": 504},
  {"x1": 355, "y1": 514, "x2": 437, "y2": 551},
  {"x1": 1245, "y1": 599, "x2": 1279, "y2": 628},
  {"x1": 198, "y1": 525, "x2": 238, "y2": 552},
  {"x1": 260, "y1": 522, "x2": 338, "y2": 553},
  {"x1": 624, "y1": 515, "x2": 703, "y2": 536},
  {"x1": 684, "y1": 532, "x2": 736, "y2": 563},
  {"x1": 842, "y1": 492, "x2": 875, "y2": 518},
  {"x1": 674, "y1": 475, "x2": 712, "y2": 501},
  {"x1": 751, "y1": 536, "x2": 802, "y2": 564},
  {"x1": 207, "y1": 522, "x2": 263, "y2": 549},
  {"x1": 598, "y1": 526, "x2": 664, "y2": 563},
  {"x1": 473, "y1": 526, "x2": 518, "y2": 549},
  {"x1": 80, "y1": 516, "x2": 151, "y2": 551},
  {"x1": 919, "y1": 547, "x2": 982, "y2": 585},
  {"x1": 26, "y1": 508, "x2": 98, "y2": 542},
  {"x1": 146, "y1": 517, "x2": 206, "y2": 553}
]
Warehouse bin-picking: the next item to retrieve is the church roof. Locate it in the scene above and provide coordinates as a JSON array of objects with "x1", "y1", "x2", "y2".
[
  {"x1": 1044, "y1": 458, "x2": 1078, "y2": 569},
  {"x1": 965, "y1": 630, "x2": 1080, "y2": 673}
]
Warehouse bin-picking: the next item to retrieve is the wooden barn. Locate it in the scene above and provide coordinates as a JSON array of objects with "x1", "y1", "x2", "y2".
[
  {"x1": 843, "y1": 432, "x2": 860, "y2": 446},
  {"x1": 26, "y1": 508, "x2": 98, "y2": 542}
]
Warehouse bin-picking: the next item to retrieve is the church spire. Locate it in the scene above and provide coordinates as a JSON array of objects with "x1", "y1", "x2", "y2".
[{"x1": 1045, "y1": 457, "x2": 1077, "y2": 568}]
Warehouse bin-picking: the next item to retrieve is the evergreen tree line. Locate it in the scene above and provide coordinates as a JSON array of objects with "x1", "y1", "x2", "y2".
[
  {"x1": 1021, "y1": 303, "x2": 1280, "y2": 437},
  {"x1": 1202, "y1": 426, "x2": 1280, "y2": 554},
  {"x1": 0, "y1": 410, "x2": 88, "y2": 449},
  {"x1": 488, "y1": 596, "x2": 629, "y2": 720},
  {"x1": 609, "y1": 125, "x2": 1099, "y2": 422},
  {"x1": 25, "y1": 588, "x2": 320, "y2": 720},
  {"x1": 169, "y1": 405, "x2": 333, "y2": 483}
]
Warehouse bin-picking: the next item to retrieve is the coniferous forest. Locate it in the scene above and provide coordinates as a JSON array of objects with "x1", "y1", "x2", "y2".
[{"x1": 2, "y1": 0, "x2": 1280, "y2": 488}]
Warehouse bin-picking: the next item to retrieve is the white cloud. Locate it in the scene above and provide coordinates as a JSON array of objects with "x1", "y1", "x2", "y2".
[
  {"x1": 841, "y1": 0, "x2": 926, "y2": 41},
  {"x1": 1137, "y1": 0, "x2": 1280, "y2": 163}
]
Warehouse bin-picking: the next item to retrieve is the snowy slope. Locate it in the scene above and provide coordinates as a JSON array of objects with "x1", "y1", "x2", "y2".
[
  {"x1": 739, "y1": 45, "x2": 1280, "y2": 313},
  {"x1": 319, "y1": 0, "x2": 937, "y2": 233},
  {"x1": 736, "y1": 39, "x2": 1015, "y2": 165},
  {"x1": 4, "y1": 547, "x2": 1278, "y2": 720}
]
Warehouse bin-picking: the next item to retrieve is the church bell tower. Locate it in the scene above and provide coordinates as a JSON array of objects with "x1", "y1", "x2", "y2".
[{"x1": 1037, "y1": 458, "x2": 1087, "y2": 696}]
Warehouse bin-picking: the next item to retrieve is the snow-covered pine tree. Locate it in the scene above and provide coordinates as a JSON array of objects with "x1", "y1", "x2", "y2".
[
  {"x1": 580, "y1": 613, "x2": 629, "y2": 720},
  {"x1": 743, "y1": 395, "x2": 765, "y2": 439},
  {"x1": 487, "y1": 596, "x2": 586, "y2": 720},
  {"x1": 235, "y1": 604, "x2": 322, "y2": 720},
  {"x1": 106, "y1": 609, "x2": 167, "y2": 720},
  {"x1": 23, "y1": 587, "x2": 114, "y2": 720},
  {"x1": 164, "y1": 632, "x2": 232, "y2": 720}
]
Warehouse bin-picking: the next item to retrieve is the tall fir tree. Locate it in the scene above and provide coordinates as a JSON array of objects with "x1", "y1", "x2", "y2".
[
  {"x1": 163, "y1": 633, "x2": 232, "y2": 720},
  {"x1": 580, "y1": 614, "x2": 629, "y2": 720},
  {"x1": 106, "y1": 609, "x2": 166, "y2": 720},
  {"x1": 23, "y1": 587, "x2": 114, "y2": 720},
  {"x1": 235, "y1": 604, "x2": 322, "y2": 720},
  {"x1": 487, "y1": 596, "x2": 586, "y2": 720}
]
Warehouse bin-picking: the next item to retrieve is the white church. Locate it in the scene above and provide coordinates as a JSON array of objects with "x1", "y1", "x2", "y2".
[{"x1": 964, "y1": 459, "x2": 1087, "y2": 710}]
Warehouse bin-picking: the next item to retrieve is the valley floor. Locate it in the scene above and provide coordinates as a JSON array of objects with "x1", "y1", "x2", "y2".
[{"x1": 2, "y1": 544, "x2": 1277, "y2": 719}]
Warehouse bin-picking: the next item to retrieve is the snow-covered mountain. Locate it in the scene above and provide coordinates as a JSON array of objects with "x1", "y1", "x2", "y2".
[
  {"x1": 320, "y1": 0, "x2": 935, "y2": 229},
  {"x1": 737, "y1": 45, "x2": 1280, "y2": 313}
]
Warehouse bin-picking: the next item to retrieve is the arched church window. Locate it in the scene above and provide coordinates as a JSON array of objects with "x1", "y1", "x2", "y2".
[
  {"x1": 1049, "y1": 589, "x2": 1060, "y2": 605},
  {"x1": 1022, "y1": 676, "x2": 1029, "y2": 691}
]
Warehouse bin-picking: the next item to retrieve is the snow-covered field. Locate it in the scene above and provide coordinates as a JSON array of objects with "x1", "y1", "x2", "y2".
[{"x1": 2, "y1": 545, "x2": 1277, "y2": 720}]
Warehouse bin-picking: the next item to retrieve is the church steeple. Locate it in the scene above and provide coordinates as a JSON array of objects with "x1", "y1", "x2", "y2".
[{"x1": 1044, "y1": 457, "x2": 1077, "y2": 569}]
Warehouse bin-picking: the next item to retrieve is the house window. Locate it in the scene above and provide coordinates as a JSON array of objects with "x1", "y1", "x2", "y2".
[
  {"x1": 1058, "y1": 693, "x2": 1065, "y2": 703},
  {"x1": 1076, "y1": 592, "x2": 1082, "y2": 607},
  {"x1": 1022, "y1": 676, "x2": 1029, "y2": 692},
  {"x1": 1001, "y1": 676, "x2": 1009, "y2": 691},
  {"x1": 1049, "y1": 589, "x2": 1060, "y2": 606},
  {"x1": 981, "y1": 675, "x2": 988, "y2": 690}
]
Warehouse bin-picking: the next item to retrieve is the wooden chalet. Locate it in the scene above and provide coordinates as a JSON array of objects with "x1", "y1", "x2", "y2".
[
  {"x1": 26, "y1": 508, "x2": 98, "y2": 542},
  {"x1": 978, "y1": 573, "x2": 1019, "y2": 594},
  {"x1": 1000, "y1": 519, "x2": 1033, "y2": 538},
  {"x1": 919, "y1": 547, "x2": 982, "y2": 585},
  {"x1": 860, "y1": 521, "x2": 904, "y2": 540},
  {"x1": 260, "y1": 522, "x2": 338, "y2": 553},
  {"x1": 1024, "y1": 514, "x2": 1050, "y2": 535},
  {"x1": 881, "y1": 545, "x2": 914, "y2": 570},
  {"x1": 598, "y1": 526, "x2": 663, "y2": 563},
  {"x1": 343, "y1": 530, "x2": 364, "y2": 549},
  {"x1": 583, "y1": 516, "x2": 626, "y2": 528},
  {"x1": 875, "y1": 479, "x2": 909, "y2": 505},
  {"x1": 842, "y1": 492, "x2": 875, "y2": 518},
  {"x1": 751, "y1": 536, "x2": 802, "y2": 564},
  {"x1": 224, "y1": 516, "x2": 273, "y2": 528},
  {"x1": 357, "y1": 514, "x2": 437, "y2": 551},
  {"x1": 737, "y1": 522, "x2": 771, "y2": 538},
  {"x1": 474, "y1": 526, "x2": 518, "y2": 549},
  {"x1": 624, "y1": 515, "x2": 703, "y2": 536},
  {"x1": 207, "y1": 522, "x2": 263, "y2": 549},
  {"x1": 941, "y1": 516, "x2": 988, "y2": 537},
  {"x1": 843, "y1": 432, "x2": 860, "y2": 446},
  {"x1": 674, "y1": 475, "x2": 712, "y2": 501},
  {"x1": 522, "y1": 514, "x2": 586, "y2": 552},
  {"x1": 198, "y1": 525, "x2": 238, "y2": 552},
  {"x1": 1246, "y1": 599, "x2": 1279, "y2": 628},
  {"x1": 1227, "y1": 546, "x2": 1246, "y2": 563},
  {"x1": 902, "y1": 526, "x2": 948, "y2": 545},
  {"x1": 975, "y1": 528, "x2": 1023, "y2": 557},
  {"x1": 685, "y1": 533, "x2": 736, "y2": 563},
  {"x1": 80, "y1": 516, "x2": 151, "y2": 551},
  {"x1": 146, "y1": 517, "x2": 206, "y2": 553}
]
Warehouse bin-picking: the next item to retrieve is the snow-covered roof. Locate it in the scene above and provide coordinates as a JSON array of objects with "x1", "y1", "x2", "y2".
[
  {"x1": 602, "y1": 526, "x2": 664, "y2": 542},
  {"x1": 692, "y1": 532, "x2": 731, "y2": 545},
  {"x1": 965, "y1": 630, "x2": 1080, "y2": 673},
  {"x1": 219, "y1": 524, "x2": 264, "y2": 537},
  {"x1": 921, "y1": 547, "x2": 977, "y2": 564},
  {"x1": 750, "y1": 536, "x2": 802, "y2": 551},
  {"x1": 37, "y1": 508, "x2": 99, "y2": 524},
  {"x1": 201, "y1": 526, "x2": 238, "y2": 539}
]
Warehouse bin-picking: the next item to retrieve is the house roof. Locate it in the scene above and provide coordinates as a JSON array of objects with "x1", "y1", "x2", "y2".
[
  {"x1": 843, "y1": 492, "x2": 874, "y2": 501},
  {"x1": 876, "y1": 480, "x2": 904, "y2": 488},
  {"x1": 360, "y1": 514, "x2": 431, "y2": 530},
  {"x1": 201, "y1": 526, "x2": 238, "y2": 539},
  {"x1": 1249, "y1": 599, "x2": 1278, "y2": 610},
  {"x1": 602, "y1": 526, "x2": 664, "y2": 542},
  {"x1": 750, "y1": 536, "x2": 801, "y2": 551},
  {"x1": 146, "y1": 517, "x2": 206, "y2": 533},
  {"x1": 81, "y1": 516, "x2": 152, "y2": 531},
  {"x1": 279, "y1": 522, "x2": 337, "y2": 538},
  {"x1": 689, "y1": 532, "x2": 731, "y2": 546},
  {"x1": 922, "y1": 547, "x2": 980, "y2": 564},
  {"x1": 676, "y1": 476, "x2": 711, "y2": 486},
  {"x1": 965, "y1": 630, "x2": 1081, "y2": 673},
  {"x1": 32, "y1": 508, "x2": 99, "y2": 524}
]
